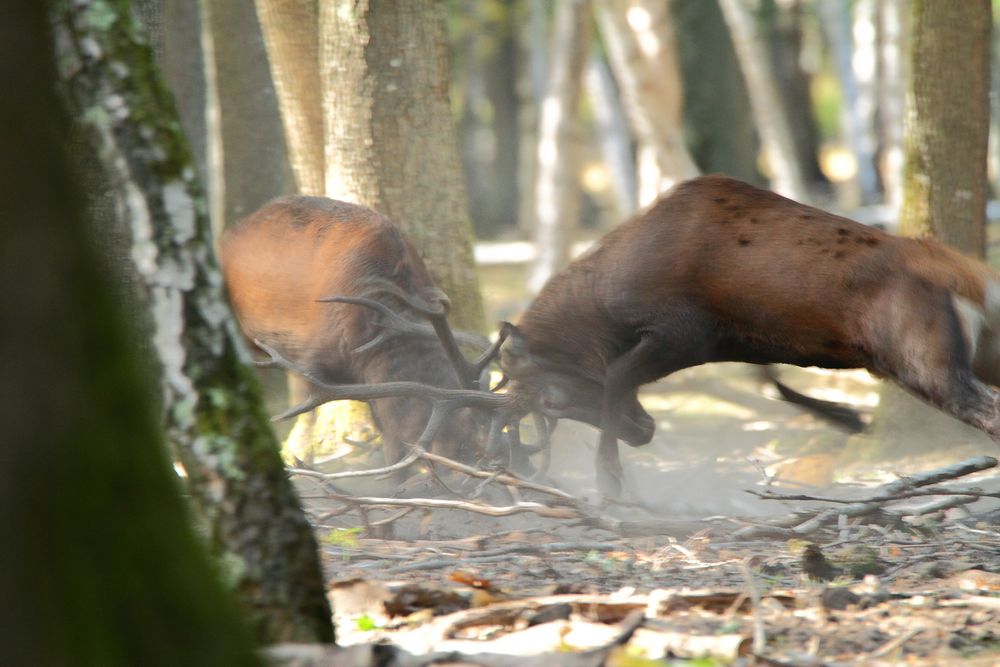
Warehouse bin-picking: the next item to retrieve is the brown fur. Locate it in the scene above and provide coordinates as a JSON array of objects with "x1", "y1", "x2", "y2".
[{"x1": 220, "y1": 196, "x2": 477, "y2": 462}]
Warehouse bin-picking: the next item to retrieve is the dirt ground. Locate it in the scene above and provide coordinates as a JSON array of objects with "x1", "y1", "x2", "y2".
[{"x1": 279, "y1": 264, "x2": 1000, "y2": 666}]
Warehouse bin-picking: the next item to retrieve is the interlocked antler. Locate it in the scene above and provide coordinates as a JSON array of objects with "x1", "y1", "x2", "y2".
[{"x1": 254, "y1": 339, "x2": 525, "y2": 453}]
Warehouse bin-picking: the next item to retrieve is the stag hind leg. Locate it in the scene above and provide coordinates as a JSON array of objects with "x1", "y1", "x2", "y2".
[{"x1": 872, "y1": 282, "x2": 1000, "y2": 441}]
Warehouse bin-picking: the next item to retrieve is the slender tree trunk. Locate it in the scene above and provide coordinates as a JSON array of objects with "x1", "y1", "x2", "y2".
[
  {"x1": 672, "y1": 0, "x2": 761, "y2": 184},
  {"x1": 0, "y1": 2, "x2": 259, "y2": 663},
  {"x1": 585, "y1": 53, "x2": 638, "y2": 220},
  {"x1": 528, "y1": 0, "x2": 591, "y2": 293},
  {"x1": 818, "y1": 0, "x2": 880, "y2": 206},
  {"x1": 517, "y1": 0, "x2": 549, "y2": 233},
  {"x1": 877, "y1": 0, "x2": 907, "y2": 214},
  {"x1": 320, "y1": 0, "x2": 485, "y2": 330},
  {"x1": 899, "y1": 0, "x2": 990, "y2": 256},
  {"x1": 203, "y1": 0, "x2": 291, "y2": 231},
  {"x1": 872, "y1": 0, "x2": 992, "y2": 457},
  {"x1": 595, "y1": 0, "x2": 698, "y2": 206},
  {"x1": 51, "y1": 0, "x2": 333, "y2": 644},
  {"x1": 254, "y1": 0, "x2": 324, "y2": 196},
  {"x1": 718, "y1": 0, "x2": 810, "y2": 201}
]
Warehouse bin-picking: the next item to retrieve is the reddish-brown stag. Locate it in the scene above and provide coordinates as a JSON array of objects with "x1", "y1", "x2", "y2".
[{"x1": 220, "y1": 196, "x2": 517, "y2": 469}]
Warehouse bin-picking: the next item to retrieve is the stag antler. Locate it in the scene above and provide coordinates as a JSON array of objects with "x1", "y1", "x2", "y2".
[
  {"x1": 254, "y1": 340, "x2": 526, "y2": 453},
  {"x1": 320, "y1": 277, "x2": 506, "y2": 391}
]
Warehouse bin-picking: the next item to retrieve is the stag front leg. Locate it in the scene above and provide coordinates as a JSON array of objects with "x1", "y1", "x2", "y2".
[{"x1": 597, "y1": 327, "x2": 709, "y2": 497}]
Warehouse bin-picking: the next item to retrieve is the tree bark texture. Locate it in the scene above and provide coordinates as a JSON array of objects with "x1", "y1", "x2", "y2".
[
  {"x1": 320, "y1": 0, "x2": 485, "y2": 331},
  {"x1": 254, "y1": 0, "x2": 324, "y2": 195},
  {"x1": 51, "y1": 0, "x2": 334, "y2": 644},
  {"x1": 595, "y1": 0, "x2": 698, "y2": 206},
  {"x1": 203, "y1": 0, "x2": 291, "y2": 230},
  {"x1": 718, "y1": 0, "x2": 810, "y2": 201},
  {"x1": 900, "y1": 0, "x2": 990, "y2": 257},
  {"x1": 528, "y1": 0, "x2": 591, "y2": 293},
  {"x1": 0, "y1": 2, "x2": 259, "y2": 663}
]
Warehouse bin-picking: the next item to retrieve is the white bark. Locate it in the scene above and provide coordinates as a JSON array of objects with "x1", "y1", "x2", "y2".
[
  {"x1": 877, "y1": 0, "x2": 906, "y2": 214},
  {"x1": 594, "y1": 0, "x2": 698, "y2": 206},
  {"x1": 529, "y1": 0, "x2": 591, "y2": 293},
  {"x1": 584, "y1": 54, "x2": 637, "y2": 220}
]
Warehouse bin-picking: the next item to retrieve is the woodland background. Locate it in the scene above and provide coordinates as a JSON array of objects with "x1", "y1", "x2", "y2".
[{"x1": 3, "y1": 0, "x2": 1000, "y2": 665}]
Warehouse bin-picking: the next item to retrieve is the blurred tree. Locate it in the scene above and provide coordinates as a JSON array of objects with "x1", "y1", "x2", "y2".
[
  {"x1": 529, "y1": 0, "x2": 591, "y2": 293},
  {"x1": 595, "y1": 0, "x2": 698, "y2": 206},
  {"x1": 761, "y1": 0, "x2": 827, "y2": 190},
  {"x1": 584, "y1": 52, "x2": 638, "y2": 220},
  {"x1": 718, "y1": 0, "x2": 810, "y2": 201},
  {"x1": 255, "y1": 0, "x2": 324, "y2": 196},
  {"x1": 0, "y1": 1, "x2": 259, "y2": 663},
  {"x1": 871, "y1": 0, "x2": 993, "y2": 456},
  {"x1": 450, "y1": 0, "x2": 522, "y2": 238},
  {"x1": 818, "y1": 0, "x2": 880, "y2": 206},
  {"x1": 51, "y1": 0, "x2": 333, "y2": 643},
  {"x1": 203, "y1": 0, "x2": 291, "y2": 231},
  {"x1": 672, "y1": 0, "x2": 761, "y2": 185},
  {"x1": 877, "y1": 0, "x2": 907, "y2": 213},
  {"x1": 517, "y1": 0, "x2": 550, "y2": 234}
]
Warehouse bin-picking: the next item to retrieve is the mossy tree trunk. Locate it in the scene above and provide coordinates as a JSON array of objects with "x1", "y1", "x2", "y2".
[
  {"x1": 50, "y1": 0, "x2": 333, "y2": 644},
  {"x1": 871, "y1": 0, "x2": 992, "y2": 456},
  {"x1": 0, "y1": 1, "x2": 258, "y2": 663}
]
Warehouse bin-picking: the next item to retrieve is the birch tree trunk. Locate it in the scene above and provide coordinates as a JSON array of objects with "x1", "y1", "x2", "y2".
[
  {"x1": 1, "y1": 2, "x2": 258, "y2": 662},
  {"x1": 528, "y1": 0, "x2": 591, "y2": 293},
  {"x1": 718, "y1": 0, "x2": 810, "y2": 201},
  {"x1": 51, "y1": 0, "x2": 334, "y2": 644},
  {"x1": 594, "y1": 0, "x2": 698, "y2": 206}
]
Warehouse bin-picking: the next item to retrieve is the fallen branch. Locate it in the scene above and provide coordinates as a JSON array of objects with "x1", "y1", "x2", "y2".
[
  {"x1": 326, "y1": 492, "x2": 580, "y2": 519},
  {"x1": 734, "y1": 456, "x2": 997, "y2": 540}
]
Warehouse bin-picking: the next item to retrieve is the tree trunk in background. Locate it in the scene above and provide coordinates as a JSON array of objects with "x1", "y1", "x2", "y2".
[
  {"x1": 718, "y1": 0, "x2": 810, "y2": 201},
  {"x1": 899, "y1": 0, "x2": 990, "y2": 255},
  {"x1": 528, "y1": 0, "x2": 591, "y2": 293},
  {"x1": 0, "y1": 2, "x2": 259, "y2": 663},
  {"x1": 203, "y1": 0, "x2": 291, "y2": 231},
  {"x1": 517, "y1": 0, "x2": 550, "y2": 234},
  {"x1": 672, "y1": 0, "x2": 761, "y2": 184},
  {"x1": 595, "y1": 0, "x2": 698, "y2": 206},
  {"x1": 872, "y1": 0, "x2": 992, "y2": 457},
  {"x1": 585, "y1": 53, "x2": 638, "y2": 221},
  {"x1": 320, "y1": 0, "x2": 485, "y2": 330},
  {"x1": 763, "y1": 0, "x2": 826, "y2": 190},
  {"x1": 818, "y1": 0, "x2": 880, "y2": 206},
  {"x1": 52, "y1": 0, "x2": 333, "y2": 644},
  {"x1": 255, "y1": 0, "x2": 324, "y2": 196},
  {"x1": 877, "y1": 0, "x2": 907, "y2": 214}
]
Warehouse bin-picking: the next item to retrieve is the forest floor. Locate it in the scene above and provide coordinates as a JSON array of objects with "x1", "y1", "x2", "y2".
[{"x1": 276, "y1": 264, "x2": 1000, "y2": 666}]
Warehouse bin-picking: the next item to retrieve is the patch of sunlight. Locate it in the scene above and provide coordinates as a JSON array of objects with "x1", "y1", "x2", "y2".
[
  {"x1": 640, "y1": 392, "x2": 756, "y2": 420},
  {"x1": 742, "y1": 420, "x2": 779, "y2": 432}
]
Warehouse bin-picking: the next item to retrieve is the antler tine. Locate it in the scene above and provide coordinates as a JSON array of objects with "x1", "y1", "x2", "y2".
[
  {"x1": 321, "y1": 277, "x2": 489, "y2": 391},
  {"x1": 319, "y1": 295, "x2": 490, "y2": 353},
  {"x1": 253, "y1": 339, "x2": 520, "y2": 423}
]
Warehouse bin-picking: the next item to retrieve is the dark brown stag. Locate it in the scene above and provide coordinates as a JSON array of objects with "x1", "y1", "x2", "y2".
[
  {"x1": 220, "y1": 196, "x2": 518, "y2": 470},
  {"x1": 501, "y1": 175, "x2": 1000, "y2": 496}
]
